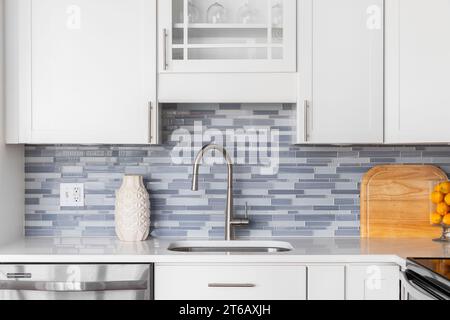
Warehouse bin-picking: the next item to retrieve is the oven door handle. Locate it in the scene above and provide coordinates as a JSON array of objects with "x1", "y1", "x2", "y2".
[
  {"x1": 400, "y1": 272, "x2": 436, "y2": 300},
  {"x1": 0, "y1": 280, "x2": 148, "y2": 292}
]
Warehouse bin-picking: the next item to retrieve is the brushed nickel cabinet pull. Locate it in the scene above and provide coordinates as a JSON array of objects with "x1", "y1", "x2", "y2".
[
  {"x1": 149, "y1": 101, "x2": 153, "y2": 143},
  {"x1": 304, "y1": 100, "x2": 310, "y2": 142},
  {"x1": 208, "y1": 283, "x2": 256, "y2": 288},
  {"x1": 163, "y1": 28, "x2": 169, "y2": 70}
]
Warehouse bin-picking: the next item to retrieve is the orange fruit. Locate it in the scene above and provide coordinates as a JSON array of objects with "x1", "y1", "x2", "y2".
[
  {"x1": 431, "y1": 191, "x2": 445, "y2": 204},
  {"x1": 439, "y1": 182, "x2": 450, "y2": 194},
  {"x1": 430, "y1": 213, "x2": 443, "y2": 225},
  {"x1": 436, "y1": 202, "x2": 449, "y2": 215},
  {"x1": 445, "y1": 194, "x2": 450, "y2": 206},
  {"x1": 434, "y1": 184, "x2": 441, "y2": 192},
  {"x1": 443, "y1": 214, "x2": 450, "y2": 226}
]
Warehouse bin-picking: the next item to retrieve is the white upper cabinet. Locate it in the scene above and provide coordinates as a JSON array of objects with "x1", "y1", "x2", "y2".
[
  {"x1": 385, "y1": 0, "x2": 450, "y2": 144},
  {"x1": 297, "y1": 0, "x2": 384, "y2": 144},
  {"x1": 5, "y1": 0, "x2": 157, "y2": 144},
  {"x1": 157, "y1": 0, "x2": 298, "y2": 103},
  {"x1": 158, "y1": 0, "x2": 297, "y2": 73}
]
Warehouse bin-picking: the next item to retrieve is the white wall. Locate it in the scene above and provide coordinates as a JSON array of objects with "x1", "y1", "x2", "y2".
[{"x1": 0, "y1": 0, "x2": 24, "y2": 245}]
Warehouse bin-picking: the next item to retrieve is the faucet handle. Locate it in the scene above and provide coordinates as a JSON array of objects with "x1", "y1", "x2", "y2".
[
  {"x1": 240, "y1": 202, "x2": 250, "y2": 226},
  {"x1": 230, "y1": 202, "x2": 250, "y2": 227}
]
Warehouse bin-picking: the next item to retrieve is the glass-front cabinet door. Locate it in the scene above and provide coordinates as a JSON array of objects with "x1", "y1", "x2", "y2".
[{"x1": 159, "y1": 0, "x2": 297, "y2": 72}]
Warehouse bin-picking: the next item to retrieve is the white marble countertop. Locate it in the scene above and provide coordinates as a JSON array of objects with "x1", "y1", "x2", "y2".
[{"x1": 0, "y1": 237, "x2": 448, "y2": 267}]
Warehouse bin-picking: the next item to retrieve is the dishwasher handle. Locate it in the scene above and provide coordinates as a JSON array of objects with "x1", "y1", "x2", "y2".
[{"x1": 0, "y1": 280, "x2": 148, "y2": 292}]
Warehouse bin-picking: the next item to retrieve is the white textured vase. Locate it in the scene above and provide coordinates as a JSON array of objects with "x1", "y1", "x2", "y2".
[{"x1": 115, "y1": 175, "x2": 150, "y2": 242}]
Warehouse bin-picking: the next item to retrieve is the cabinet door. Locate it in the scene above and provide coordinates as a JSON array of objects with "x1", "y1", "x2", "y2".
[
  {"x1": 308, "y1": 266, "x2": 345, "y2": 300},
  {"x1": 155, "y1": 264, "x2": 307, "y2": 300},
  {"x1": 8, "y1": 0, "x2": 157, "y2": 144},
  {"x1": 347, "y1": 265, "x2": 400, "y2": 300},
  {"x1": 298, "y1": 0, "x2": 384, "y2": 144},
  {"x1": 158, "y1": 0, "x2": 297, "y2": 73},
  {"x1": 385, "y1": 0, "x2": 450, "y2": 143}
]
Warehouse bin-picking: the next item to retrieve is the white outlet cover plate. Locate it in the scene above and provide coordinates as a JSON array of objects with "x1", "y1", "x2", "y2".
[{"x1": 60, "y1": 183, "x2": 84, "y2": 207}]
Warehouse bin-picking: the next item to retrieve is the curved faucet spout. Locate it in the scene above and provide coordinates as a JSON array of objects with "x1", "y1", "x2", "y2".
[
  {"x1": 191, "y1": 144, "x2": 246, "y2": 240},
  {"x1": 191, "y1": 144, "x2": 233, "y2": 191}
]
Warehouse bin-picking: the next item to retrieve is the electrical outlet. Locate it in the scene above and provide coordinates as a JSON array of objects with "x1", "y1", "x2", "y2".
[{"x1": 60, "y1": 183, "x2": 84, "y2": 207}]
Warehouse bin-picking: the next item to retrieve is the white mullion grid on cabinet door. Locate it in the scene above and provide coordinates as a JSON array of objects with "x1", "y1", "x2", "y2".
[
  {"x1": 183, "y1": 0, "x2": 188, "y2": 60},
  {"x1": 267, "y1": 0, "x2": 273, "y2": 60}
]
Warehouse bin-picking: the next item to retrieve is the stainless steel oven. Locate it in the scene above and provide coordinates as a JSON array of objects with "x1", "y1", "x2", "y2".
[
  {"x1": 401, "y1": 259, "x2": 449, "y2": 300},
  {"x1": 0, "y1": 264, "x2": 152, "y2": 300}
]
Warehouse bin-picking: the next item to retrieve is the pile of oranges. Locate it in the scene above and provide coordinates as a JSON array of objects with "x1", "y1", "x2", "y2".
[{"x1": 430, "y1": 182, "x2": 450, "y2": 226}]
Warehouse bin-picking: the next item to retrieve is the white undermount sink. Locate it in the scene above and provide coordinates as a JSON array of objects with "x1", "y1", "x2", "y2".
[{"x1": 167, "y1": 240, "x2": 294, "y2": 253}]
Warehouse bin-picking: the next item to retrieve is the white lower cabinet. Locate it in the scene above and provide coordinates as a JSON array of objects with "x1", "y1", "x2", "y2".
[
  {"x1": 307, "y1": 266, "x2": 345, "y2": 300},
  {"x1": 155, "y1": 264, "x2": 307, "y2": 300},
  {"x1": 155, "y1": 263, "x2": 401, "y2": 300},
  {"x1": 346, "y1": 265, "x2": 400, "y2": 300}
]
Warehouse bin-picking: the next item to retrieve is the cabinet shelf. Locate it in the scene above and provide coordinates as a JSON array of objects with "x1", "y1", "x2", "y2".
[
  {"x1": 173, "y1": 23, "x2": 282, "y2": 29},
  {"x1": 172, "y1": 43, "x2": 283, "y2": 49}
]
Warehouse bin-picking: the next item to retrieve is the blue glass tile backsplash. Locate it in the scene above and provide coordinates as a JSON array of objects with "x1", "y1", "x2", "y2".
[{"x1": 24, "y1": 104, "x2": 450, "y2": 238}]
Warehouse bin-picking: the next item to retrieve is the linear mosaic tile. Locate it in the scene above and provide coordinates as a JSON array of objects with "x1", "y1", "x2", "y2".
[{"x1": 24, "y1": 103, "x2": 450, "y2": 238}]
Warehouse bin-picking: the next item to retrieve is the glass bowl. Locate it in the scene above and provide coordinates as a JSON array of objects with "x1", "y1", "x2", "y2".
[{"x1": 430, "y1": 181, "x2": 450, "y2": 242}]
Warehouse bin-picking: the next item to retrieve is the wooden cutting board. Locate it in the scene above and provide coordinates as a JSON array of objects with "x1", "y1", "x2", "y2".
[{"x1": 360, "y1": 165, "x2": 448, "y2": 238}]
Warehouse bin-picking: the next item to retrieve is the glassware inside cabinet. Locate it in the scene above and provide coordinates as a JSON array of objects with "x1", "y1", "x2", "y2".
[
  {"x1": 272, "y1": 0, "x2": 283, "y2": 27},
  {"x1": 174, "y1": 0, "x2": 201, "y2": 24},
  {"x1": 207, "y1": 2, "x2": 227, "y2": 24},
  {"x1": 188, "y1": 0, "x2": 202, "y2": 23},
  {"x1": 169, "y1": 0, "x2": 287, "y2": 64},
  {"x1": 237, "y1": 0, "x2": 257, "y2": 24}
]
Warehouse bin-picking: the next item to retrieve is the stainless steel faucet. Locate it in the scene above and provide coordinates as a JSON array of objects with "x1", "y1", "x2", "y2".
[{"x1": 191, "y1": 144, "x2": 249, "y2": 240}]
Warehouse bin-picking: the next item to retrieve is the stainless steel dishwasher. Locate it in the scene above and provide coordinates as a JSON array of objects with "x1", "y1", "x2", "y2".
[{"x1": 0, "y1": 264, "x2": 153, "y2": 300}]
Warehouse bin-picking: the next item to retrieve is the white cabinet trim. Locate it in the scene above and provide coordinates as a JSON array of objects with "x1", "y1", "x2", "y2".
[{"x1": 5, "y1": 0, "x2": 32, "y2": 143}]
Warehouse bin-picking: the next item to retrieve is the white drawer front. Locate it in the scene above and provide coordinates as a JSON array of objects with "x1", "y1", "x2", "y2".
[{"x1": 155, "y1": 265, "x2": 306, "y2": 300}]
